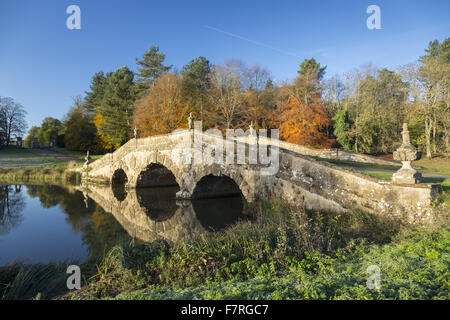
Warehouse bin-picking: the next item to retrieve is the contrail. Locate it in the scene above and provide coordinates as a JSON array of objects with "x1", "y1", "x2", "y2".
[{"x1": 204, "y1": 25, "x2": 303, "y2": 59}]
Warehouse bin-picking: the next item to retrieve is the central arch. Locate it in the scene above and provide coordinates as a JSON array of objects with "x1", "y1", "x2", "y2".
[
  {"x1": 192, "y1": 174, "x2": 243, "y2": 199},
  {"x1": 135, "y1": 163, "x2": 180, "y2": 221},
  {"x1": 192, "y1": 174, "x2": 246, "y2": 231},
  {"x1": 136, "y1": 163, "x2": 179, "y2": 188}
]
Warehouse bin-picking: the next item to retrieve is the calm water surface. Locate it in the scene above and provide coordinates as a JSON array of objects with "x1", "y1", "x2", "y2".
[{"x1": 0, "y1": 184, "x2": 246, "y2": 266}]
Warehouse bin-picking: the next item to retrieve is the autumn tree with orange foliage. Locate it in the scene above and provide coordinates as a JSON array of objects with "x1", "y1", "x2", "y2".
[
  {"x1": 133, "y1": 73, "x2": 190, "y2": 137},
  {"x1": 279, "y1": 62, "x2": 334, "y2": 148},
  {"x1": 93, "y1": 107, "x2": 115, "y2": 151}
]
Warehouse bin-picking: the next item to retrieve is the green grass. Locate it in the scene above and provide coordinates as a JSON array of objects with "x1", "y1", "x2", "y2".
[
  {"x1": 358, "y1": 170, "x2": 393, "y2": 181},
  {"x1": 311, "y1": 156, "x2": 401, "y2": 170},
  {"x1": 61, "y1": 198, "x2": 449, "y2": 300},
  {"x1": 50, "y1": 147, "x2": 103, "y2": 161},
  {"x1": 0, "y1": 262, "x2": 75, "y2": 300},
  {"x1": 112, "y1": 220, "x2": 449, "y2": 300},
  {"x1": 413, "y1": 157, "x2": 450, "y2": 176},
  {"x1": 0, "y1": 167, "x2": 81, "y2": 185},
  {"x1": 0, "y1": 148, "x2": 65, "y2": 170}
]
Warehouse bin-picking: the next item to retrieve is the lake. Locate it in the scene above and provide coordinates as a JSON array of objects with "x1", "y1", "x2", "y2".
[{"x1": 0, "y1": 184, "x2": 246, "y2": 266}]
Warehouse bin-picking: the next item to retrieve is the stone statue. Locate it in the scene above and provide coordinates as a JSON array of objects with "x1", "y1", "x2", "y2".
[
  {"x1": 84, "y1": 150, "x2": 91, "y2": 167},
  {"x1": 188, "y1": 112, "x2": 194, "y2": 130},
  {"x1": 249, "y1": 121, "x2": 256, "y2": 136},
  {"x1": 392, "y1": 123, "x2": 422, "y2": 184},
  {"x1": 134, "y1": 127, "x2": 139, "y2": 139}
]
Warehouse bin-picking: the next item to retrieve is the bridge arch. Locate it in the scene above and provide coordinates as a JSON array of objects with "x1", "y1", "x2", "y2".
[
  {"x1": 186, "y1": 164, "x2": 253, "y2": 201},
  {"x1": 192, "y1": 174, "x2": 243, "y2": 199},
  {"x1": 136, "y1": 163, "x2": 180, "y2": 189},
  {"x1": 191, "y1": 174, "x2": 246, "y2": 231}
]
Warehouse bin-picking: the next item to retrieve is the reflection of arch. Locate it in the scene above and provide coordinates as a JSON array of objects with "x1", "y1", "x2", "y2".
[
  {"x1": 192, "y1": 174, "x2": 243, "y2": 199},
  {"x1": 192, "y1": 174, "x2": 245, "y2": 231},
  {"x1": 112, "y1": 168, "x2": 128, "y2": 185},
  {"x1": 137, "y1": 163, "x2": 179, "y2": 188},
  {"x1": 111, "y1": 169, "x2": 128, "y2": 202},
  {"x1": 192, "y1": 197, "x2": 244, "y2": 232},
  {"x1": 136, "y1": 187, "x2": 179, "y2": 222}
]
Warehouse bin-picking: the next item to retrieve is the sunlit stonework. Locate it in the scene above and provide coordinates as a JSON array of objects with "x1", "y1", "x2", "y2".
[{"x1": 392, "y1": 123, "x2": 423, "y2": 184}]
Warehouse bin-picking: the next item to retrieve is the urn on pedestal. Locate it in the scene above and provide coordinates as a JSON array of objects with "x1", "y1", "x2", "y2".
[{"x1": 392, "y1": 123, "x2": 422, "y2": 184}]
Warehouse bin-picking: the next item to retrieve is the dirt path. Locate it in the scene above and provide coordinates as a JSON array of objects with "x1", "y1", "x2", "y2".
[{"x1": 34, "y1": 149, "x2": 84, "y2": 163}]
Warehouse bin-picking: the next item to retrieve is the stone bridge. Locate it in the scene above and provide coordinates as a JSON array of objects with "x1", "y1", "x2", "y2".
[{"x1": 82, "y1": 128, "x2": 439, "y2": 223}]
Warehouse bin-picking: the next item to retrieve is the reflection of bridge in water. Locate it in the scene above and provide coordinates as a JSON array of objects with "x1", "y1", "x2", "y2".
[{"x1": 81, "y1": 184, "x2": 246, "y2": 243}]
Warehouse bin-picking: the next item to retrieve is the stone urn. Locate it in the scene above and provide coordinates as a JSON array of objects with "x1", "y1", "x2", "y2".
[{"x1": 392, "y1": 123, "x2": 422, "y2": 184}]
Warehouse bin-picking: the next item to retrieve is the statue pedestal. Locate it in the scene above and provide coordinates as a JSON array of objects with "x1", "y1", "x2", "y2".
[
  {"x1": 392, "y1": 123, "x2": 422, "y2": 185},
  {"x1": 392, "y1": 161, "x2": 422, "y2": 184}
]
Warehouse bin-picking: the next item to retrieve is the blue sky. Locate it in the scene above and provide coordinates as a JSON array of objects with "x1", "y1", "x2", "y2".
[{"x1": 0, "y1": 0, "x2": 449, "y2": 129}]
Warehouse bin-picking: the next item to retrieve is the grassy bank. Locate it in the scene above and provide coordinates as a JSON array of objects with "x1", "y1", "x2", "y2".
[
  {"x1": 0, "y1": 147, "x2": 82, "y2": 184},
  {"x1": 50, "y1": 147, "x2": 103, "y2": 161},
  {"x1": 0, "y1": 148, "x2": 66, "y2": 170},
  {"x1": 0, "y1": 262, "x2": 73, "y2": 300},
  {"x1": 0, "y1": 166, "x2": 81, "y2": 185},
  {"x1": 55, "y1": 199, "x2": 448, "y2": 301}
]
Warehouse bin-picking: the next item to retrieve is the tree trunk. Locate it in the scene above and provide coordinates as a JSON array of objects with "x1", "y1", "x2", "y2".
[
  {"x1": 432, "y1": 110, "x2": 437, "y2": 154},
  {"x1": 425, "y1": 116, "x2": 432, "y2": 159}
]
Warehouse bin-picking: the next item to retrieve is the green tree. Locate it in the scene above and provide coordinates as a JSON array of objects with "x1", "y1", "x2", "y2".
[
  {"x1": 37, "y1": 117, "x2": 62, "y2": 146},
  {"x1": 98, "y1": 66, "x2": 136, "y2": 148},
  {"x1": 422, "y1": 38, "x2": 450, "y2": 63},
  {"x1": 84, "y1": 72, "x2": 107, "y2": 118},
  {"x1": 24, "y1": 126, "x2": 40, "y2": 148},
  {"x1": 64, "y1": 104, "x2": 102, "y2": 153},
  {"x1": 298, "y1": 58, "x2": 327, "y2": 81},
  {"x1": 333, "y1": 109, "x2": 353, "y2": 150},
  {"x1": 417, "y1": 38, "x2": 450, "y2": 156},
  {"x1": 181, "y1": 56, "x2": 212, "y2": 124},
  {"x1": 135, "y1": 46, "x2": 172, "y2": 93}
]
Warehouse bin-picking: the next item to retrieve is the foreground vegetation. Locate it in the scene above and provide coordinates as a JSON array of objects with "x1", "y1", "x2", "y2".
[{"x1": 54, "y1": 200, "x2": 447, "y2": 300}]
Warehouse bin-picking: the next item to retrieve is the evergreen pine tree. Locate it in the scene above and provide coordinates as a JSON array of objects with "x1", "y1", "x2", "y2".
[
  {"x1": 135, "y1": 46, "x2": 172, "y2": 94},
  {"x1": 99, "y1": 66, "x2": 136, "y2": 148},
  {"x1": 181, "y1": 56, "x2": 212, "y2": 123},
  {"x1": 84, "y1": 72, "x2": 107, "y2": 118}
]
